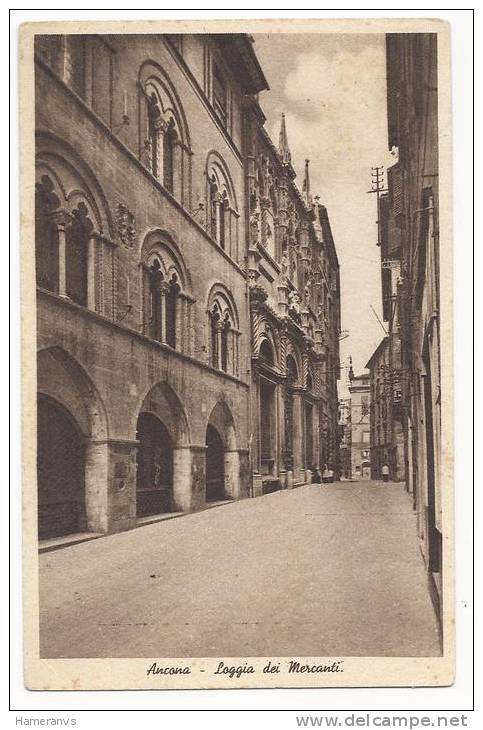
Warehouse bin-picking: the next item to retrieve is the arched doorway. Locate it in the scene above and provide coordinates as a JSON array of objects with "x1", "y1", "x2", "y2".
[
  {"x1": 206, "y1": 424, "x2": 225, "y2": 501},
  {"x1": 37, "y1": 394, "x2": 85, "y2": 539},
  {"x1": 136, "y1": 412, "x2": 173, "y2": 516}
]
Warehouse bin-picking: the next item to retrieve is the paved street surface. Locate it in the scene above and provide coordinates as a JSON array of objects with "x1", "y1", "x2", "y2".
[{"x1": 39, "y1": 481, "x2": 441, "y2": 658}]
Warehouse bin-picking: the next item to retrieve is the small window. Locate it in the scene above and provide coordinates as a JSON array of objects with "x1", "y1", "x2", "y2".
[{"x1": 213, "y1": 65, "x2": 227, "y2": 126}]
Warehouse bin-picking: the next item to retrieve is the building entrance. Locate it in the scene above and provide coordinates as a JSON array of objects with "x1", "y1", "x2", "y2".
[
  {"x1": 136, "y1": 412, "x2": 173, "y2": 516},
  {"x1": 37, "y1": 394, "x2": 86, "y2": 539},
  {"x1": 206, "y1": 424, "x2": 225, "y2": 501}
]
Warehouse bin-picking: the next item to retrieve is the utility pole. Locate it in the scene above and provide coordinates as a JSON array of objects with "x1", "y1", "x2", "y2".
[{"x1": 367, "y1": 166, "x2": 388, "y2": 248}]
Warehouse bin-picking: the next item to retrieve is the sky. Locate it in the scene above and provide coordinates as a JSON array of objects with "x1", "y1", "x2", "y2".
[{"x1": 252, "y1": 33, "x2": 394, "y2": 396}]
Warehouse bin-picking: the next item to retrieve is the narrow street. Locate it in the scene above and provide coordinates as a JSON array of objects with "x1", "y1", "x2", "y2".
[{"x1": 39, "y1": 481, "x2": 441, "y2": 659}]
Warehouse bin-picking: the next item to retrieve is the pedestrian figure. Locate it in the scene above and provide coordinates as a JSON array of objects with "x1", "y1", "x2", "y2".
[
  {"x1": 328, "y1": 466, "x2": 334, "y2": 483},
  {"x1": 382, "y1": 463, "x2": 390, "y2": 482},
  {"x1": 322, "y1": 465, "x2": 330, "y2": 484}
]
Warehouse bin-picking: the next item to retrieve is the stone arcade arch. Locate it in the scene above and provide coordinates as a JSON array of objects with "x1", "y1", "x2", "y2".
[
  {"x1": 36, "y1": 134, "x2": 113, "y2": 314},
  {"x1": 135, "y1": 413, "x2": 173, "y2": 516},
  {"x1": 205, "y1": 401, "x2": 239, "y2": 502},
  {"x1": 37, "y1": 394, "x2": 85, "y2": 539},
  {"x1": 136, "y1": 381, "x2": 191, "y2": 514},
  {"x1": 37, "y1": 347, "x2": 109, "y2": 538}
]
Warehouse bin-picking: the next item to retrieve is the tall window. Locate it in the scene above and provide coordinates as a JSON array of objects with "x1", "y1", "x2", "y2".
[
  {"x1": 210, "y1": 305, "x2": 220, "y2": 368},
  {"x1": 163, "y1": 119, "x2": 177, "y2": 195},
  {"x1": 213, "y1": 64, "x2": 227, "y2": 126},
  {"x1": 35, "y1": 175, "x2": 60, "y2": 293},
  {"x1": 148, "y1": 259, "x2": 163, "y2": 341},
  {"x1": 221, "y1": 313, "x2": 230, "y2": 372},
  {"x1": 206, "y1": 155, "x2": 238, "y2": 257},
  {"x1": 66, "y1": 202, "x2": 93, "y2": 306},
  {"x1": 219, "y1": 193, "x2": 227, "y2": 251},
  {"x1": 141, "y1": 67, "x2": 191, "y2": 204},
  {"x1": 166, "y1": 273, "x2": 179, "y2": 349},
  {"x1": 64, "y1": 35, "x2": 86, "y2": 99},
  {"x1": 208, "y1": 289, "x2": 238, "y2": 375},
  {"x1": 148, "y1": 92, "x2": 161, "y2": 179}
]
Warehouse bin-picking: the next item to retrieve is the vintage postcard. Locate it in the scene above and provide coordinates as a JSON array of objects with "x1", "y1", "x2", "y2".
[{"x1": 20, "y1": 17, "x2": 454, "y2": 690}]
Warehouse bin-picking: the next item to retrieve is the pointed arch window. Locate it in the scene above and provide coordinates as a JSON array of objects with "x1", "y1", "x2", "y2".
[
  {"x1": 142, "y1": 236, "x2": 192, "y2": 355},
  {"x1": 206, "y1": 155, "x2": 239, "y2": 258},
  {"x1": 220, "y1": 313, "x2": 231, "y2": 372},
  {"x1": 166, "y1": 273, "x2": 179, "y2": 349},
  {"x1": 208, "y1": 288, "x2": 239, "y2": 376},
  {"x1": 147, "y1": 92, "x2": 162, "y2": 180},
  {"x1": 35, "y1": 175, "x2": 60, "y2": 293},
  {"x1": 163, "y1": 119, "x2": 177, "y2": 195},
  {"x1": 219, "y1": 192, "x2": 228, "y2": 251},
  {"x1": 148, "y1": 258, "x2": 163, "y2": 342},
  {"x1": 66, "y1": 202, "x2": 93, "y2": 306},
  {"x1": 210, "y1": 304, "x2": 220, "y2": 369},
  {"x1": 140, "y1": 66, "x2": 191, "y2": 204}
]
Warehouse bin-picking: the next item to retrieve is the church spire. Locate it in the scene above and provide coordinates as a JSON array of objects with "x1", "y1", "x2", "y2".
[
  {"x1": 303, "y1": 158, "x2": 311, "y2": 205},
  {"x1": 278, "y1": 113, "x2": 291, "y2": 165}
]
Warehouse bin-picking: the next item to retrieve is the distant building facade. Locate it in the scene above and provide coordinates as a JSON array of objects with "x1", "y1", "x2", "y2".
[
  {"x1": 348, "y1": 372, "x2": 371, "y2": 480},
  {"x1": 338, "y1": 398, "x2": 352, "y2": 479},
  {"x1": 386, "y1": 33, "x2": 442, "y2": 614},
  {"x1": 366, "y1": 336, "x2": 404, "y2": 481},
  {"x1": 34, "y1": 32, "x2": 341, "y2": 540},
  {"x1": 244, "y1": 108, "x2": 341, "y2": 493}
]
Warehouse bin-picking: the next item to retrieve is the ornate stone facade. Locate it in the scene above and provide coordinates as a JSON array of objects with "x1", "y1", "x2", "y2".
[{"x1": 34, "y1": 32, "x2": 341, "y2": 541}]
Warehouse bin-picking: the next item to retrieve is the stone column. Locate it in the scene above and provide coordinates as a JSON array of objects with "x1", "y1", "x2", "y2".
[
  {"x1": 277, "y1": 383, "x2": 287, "y2": 489},
  {"x1": 216, "y1": 320, "x2": 223, "y2": 370},
  {"x1": 224, "y1": 449, "x2": 240, "y2": 499},
  {"x1": 159, "y1": 280, "x2": 170, "y2": 343},
  {"x1": 84, "y1": 440, "x2": 109, "y2": 533},
  {"x1": 172, "y1": 446, "x2": 193, "y2": 512},
  {"x1": 176, "y1": 294, "x2": 185, "y2": 353},
  {"x1": 213, "y1": 194, "x2": 222, "y2": 244},
  {"x1": 173, "y1": 140, "x2": 183, "y2": 200},
  {"x1": 292, "y1": 390, "x2": 304, "y2": 484},
  {"x1": 153, "y1": 118, "x2": 166, "y2": 182},
  {"x1": 251, "y1": 374, "x2": 263, "y2": 497},
  {"x1": 85, "y1": 439, "x2": 138, "y2": 535},
  {"x1": 87, "y1": 235, "x2": 97, "y2": 311},
  {"x1": 51, "y1": 210, "x2": 71, "y2": 297}
]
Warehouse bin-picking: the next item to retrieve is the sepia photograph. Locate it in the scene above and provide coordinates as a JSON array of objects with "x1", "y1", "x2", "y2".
[{"x1": 19, "y1": 17, "x2": 454, "y2": 690}]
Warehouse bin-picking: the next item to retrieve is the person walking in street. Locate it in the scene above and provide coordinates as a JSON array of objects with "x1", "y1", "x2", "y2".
[
  {"x1": 322, "y1": 464, "x2": 330, "y2": 484},
  {"x1": 328, "y1": 466, "x2": 334, "y2": 483},
  {"x1": 382, "y1": 463, "x2": 390, "y2": 482}
]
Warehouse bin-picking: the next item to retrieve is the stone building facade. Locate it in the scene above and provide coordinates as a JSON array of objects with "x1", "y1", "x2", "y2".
[
  {"x1": 244, "y1": 110, "x2": 341, "y2": 493},
  {"x1": 338, "y1": 398, "x2": 352, "y2": 479},
  {"x1": 366, "y1": 336, "x2": 404, "y2": 481},
  {"x1": 348, "y1": 372, "x2": 371, "y2": 480},
  {"x1": 386, "y1": 33, "x2": 442, "y2": 615},
  {"x1": 34, "y1": 32, "x2": 341, "y2": 540}
]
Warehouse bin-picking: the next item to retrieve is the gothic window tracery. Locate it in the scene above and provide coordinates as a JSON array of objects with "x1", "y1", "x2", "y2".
[
  {"x1": 35, "y1": 175, "x2": 60, "y2": 293},
  {"x1": 208, "y1": 287, "x2": 239, "y2": 375},
  {"x1": 65, "y1": 202, "x2": 93, "y2": 306},
  {"x1": 142, "y1": 236, "x2": 190, "y2": 353},
  {"x1": 206, "y1": 155, "x2": 238, "y2": 258},
  {"x1": 140, "y1": 64, "x2": 191, "y2": 204},
  {"x1": 35, "y1": 157, "x2": 109, "y2": 314}
]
